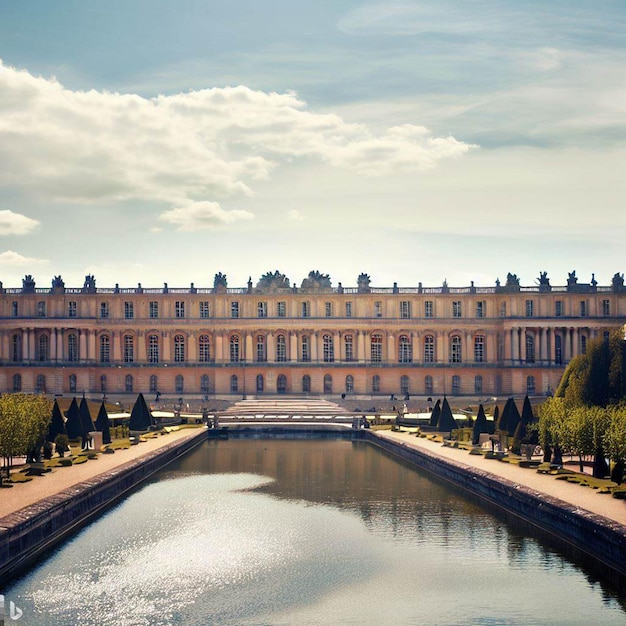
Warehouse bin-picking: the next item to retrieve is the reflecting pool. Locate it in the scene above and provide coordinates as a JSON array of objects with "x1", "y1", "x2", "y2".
[{"x1": 6, "y1": 438, "x2": 626, "y2": 625}]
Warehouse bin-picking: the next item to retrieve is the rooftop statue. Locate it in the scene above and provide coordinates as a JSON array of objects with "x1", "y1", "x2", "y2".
[
  {"x1": 51, "y1": 275, "x2": 65, "y2": 294},
  {"x1": 83, "y1": 274, "x2": 96, "y2": 294},
  {"x1": 537, "y1": 271, "x2": 551, "y2": 292},
  {"x1": 301, "y1": 270, "x2": 332, "y2": 292},
  {"x1": 21, "y1": 274, "x2": 36, "y2": 293},
  {"x1": 357, "y1": 272, "x2": 371, "y2": 293},
  {"x1": 505, "y1": 272, "x2": 520, "y2": 287},
  {"x1": 567, "y1": 270, "x2": 578, "y2": 286},
  {"x1": 612, "y1": 272, "x2": 624, "y2": 291},
  {"x1": 256, "y1": 270, "x2": 291, "y2": 293},
  {"x1": 214, "y1": 272, "x2": 228, "y2": 293}
]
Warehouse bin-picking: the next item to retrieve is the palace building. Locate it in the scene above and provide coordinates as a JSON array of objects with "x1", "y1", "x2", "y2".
[{"x1": 0, "y1": 270, "x2": 624, "y2": 403}]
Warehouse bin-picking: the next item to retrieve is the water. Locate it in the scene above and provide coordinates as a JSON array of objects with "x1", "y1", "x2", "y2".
[{"x1": 5, "y1": 438, "x2": 626, "y2": 625}]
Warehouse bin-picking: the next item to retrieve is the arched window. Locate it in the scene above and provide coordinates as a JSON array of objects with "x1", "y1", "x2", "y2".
[
  {"x1": 256, "y1": 335, "x2": 266, "y2": 362},
  {"x1": 344, "y1": 335, "x2": 354, "y2": 362},
  {"x1": 323, "y1": 334, "x2": 334, "y2": 362},
  {"x1": 345, "y1": 375, "x2": 354, "y2": 393},
  {"x1": 230, "y1": 335, "x2": 240, "y2": 363},
  {"x1": 100, "y1": 335, "x2": 110, "y2": 363},
  {"x1": 175, "y1": 375, "x2": 184, "y2": 394},
  {"x1": 452, "y1": 375, "x2": 461, "y2": 395},
  {"x1": 38, "y1": 334, "x2": 49, "y2": 361},
  {"x1": 301, "y1": 335, "x2": 310, "y2": 362},
  {"x1": 276, "y1": 334, "x2": 287, "y2": 362},
  {"x1": 400, "y1": 375, "x2": 409, "y2": 395},
  {"x1": 371, "y1": 333, "x2": 382, "y2": 362},
  {"x1": 450, "y1": 336, "x2": 462, "y2": 363},
  {"x1": 69, "y1": 374, "x2": 77, "y2": 393},
  {"x1": 527, "y1": 375, "x2": 536, "y2": 395},
  {"x1": 67, "y1": 333, "x2": 78, "y2": 362},
  {"x1": 150, "y1": 375, "x2": 158, "y2": 393},
  {"x1": 424, "y1": 335, "x2": 434, "y2": 363},
  {"x1": 124, "y1": 334, "x2": 134, "y2": 363},
  {"x1": 372, "y1": 374, "x2": 380, "y2": 393},
  {"x1": 13, "y1": 373, "x2": 21, "y2": 392},
  {"x1": 174, "y1": 334, "x2": 185, "y2": 362},
  {"x1": 474, "y1": 335, "x2": 485, "y2": 362},
  {"x1": 256, "y1": 374, "x2": 264, "y2": 393},
  {"x1": 100, "y1": 375, "x2": 107, "y2": 393},
  {"x1": 201, "y1": 375, "x2": 211, "y2": 394},
  {"x1": 36, "y1": 374, "x2": 46, "y2": 394},
  {"x1": 11, "y1": 334, "x2": 22, "y2": 362},
  {"x1": 277, "y1": 374, "x2": 287, "y2": 393},
  {"x1": 230, "y1": 375, "x2": 238, "y2": 393},
  {"x1": 199, "y1": 335, "x2": 211, "y2": 362},
  {"x1": 148, "y1": 334, "x2": 159, "y2": 363},
  {"x1": 398, "y1": 335, "x2": 412, "y2": 363},
  {"x1": 525, "y1": 335, "x2": 535, "y2": 364},
  {"x1": 125, "y1": 374, "x2": 133, "y2": 393},
  {"x1": 323, "y1": 374, "x2": 333, "y2": 394},
  {"x1": 425, "y1": 375, "x2": 433, "y2": 395},
  {"x1": 474, "y1": 375, "x2": 483, "y2": 394},
  {"x1": 302, "y1": 375, "x2": 311, "y2": 393}
]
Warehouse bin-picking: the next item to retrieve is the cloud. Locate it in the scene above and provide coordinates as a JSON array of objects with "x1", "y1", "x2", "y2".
[
  {"x1": 0, "y1": 209, "x2": 40, "y2": 235},
  {"x1": 0, "y1": 250, "x2": 48, "y2": 266},
  {"x1": 159, "y1": 201, "x2": 254, "y2": 231},
  {"x1": 287, "y1": 209, "x2": 306, "y2": 221},
  {"x1": 0, "y1": 61, "x2": 473, "y2": 213}
]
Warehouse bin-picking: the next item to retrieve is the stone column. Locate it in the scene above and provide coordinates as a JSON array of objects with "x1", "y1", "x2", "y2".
[
  {"x1": 50, "y1": 328, "x2": 57, "y2": 361},
  {"x1": 439, "y1": 331, "x2": 448, "y2": 364},
  {"x1": 539, "y1": 327, "x2": 546, "y2": 364},
  {"x1": 358, "y1": 331, "x2": 366, "y2": 363},
  {"x1": 334, "y1": 331, "x2": 341, "y2": 361},
  {"x1": 215, "y1": 332, "x2": 224, "y2": 363},
  {"x1": 79, "y1": 330, "x2": 87, "y2": 363},
  {"x1": 137, "y1": 330, "x2": 147, "y2": 362},
  {"x1": 162, "y1": 331, "x2": 171, "y2": 362},
  {"x1": 311, "y1": 331, "x2": 318, "y2": 362},
  {"x1": 88, "y1": 329, "x2": 96, "y2": 363},
  {"x1": 573, "y1": 327, "x2": 580, "y2": 357},
  {"x1": 267, "y1": 332, "x2": 275, "y2": 362},
  {"x1": 245, "y1": 332, "x2": 254, "y2": 363},
  {"x1": 564, "y1": 327, "x2": 572, "y2": 362},
  {"x1": 504, "y1": 328, "x2": 512, "y2": 363},
  {"x1": 387, "y1": 333, "x2": 395, "y2": 363},
  {"x1": 112, "y1": 331, "x2": 122, "y2": 362},
  {"x1": 56, "y1": 329, "x2": 64, "y2": 362},
  {"x1": 511, "y1": 328, "x2": 519, "y2": 363},
  {"x1": 188, "y1": 331, "x2": 197, "y2": 362},
  {"x1": 290, "y1": 332, "x2": 297, "y2": 362}
]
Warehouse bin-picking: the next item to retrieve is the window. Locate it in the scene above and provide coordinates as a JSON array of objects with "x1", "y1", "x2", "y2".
[
  {"x1": 400, "y1": 301, "x2": 411, "y2": 318},
  {"x1": 302, "y1": 375, "x2": 311, "y2": 393},
  {"x1": 345, "y1": 375, "x2": 354, "y2": 394},
  {"x1": 555, "y1": 334, "x2": 562, "y2": 365},
  {"x1": 323, "y1": 334, "x2": 334, "y2": 363},
  {"x1": 323, "y1": 374, "x2": 333, "y2": 394},
  {"x1": 69, "y1": 374, "x2": 77, "y2": 394},
  {"x1": 38, "y1": 334, "x2": 49, "y2": 361},
  {"x1": 399, "y1": 335, "x2": 412, "y2": 363},
  {"x1": 301, "y1": 301, "x2": 310, "y2": 317},
  {"x1": 526, "y1": 335, "x2": 535, "y2": 363},
  {"x1": 199, "y1": 301, "x2": 209, "y2": 318},
  {"x1": 424, "y1": 335, "x2": 434, "y2": 363},
  {"x1": 199, "y1": 335, "x2": 211, "y2": 362},
  {"x1": 476, "y1": 301, "x2": 484, "y2": 318},
  {"x1": 277, "y1": 301, "x2": 286, "y2": 317},
  {"x1": 580, "y1": 300, "x2": 587, "y2": 317},
  {"x1": 602, "y1": 300, "x2": 610, "y2": 316},
  {"x1": 256, "y1": 335, "x2": 266, "y2": 362},
  {"x1": 374, "y1": 301, "x2": 382, "y2": 317},
  {"x1": 452, "y1": 375, "x2": 461, "y2": 395},
  {"x1": 124, "y1": 301, "x2": 134, "y2": 319},
  {"x1": 425, "y1": 301, "x2": 433, "y2": 318},
  {"x1": 526, "y1": 375, "x2": 536, "y2": 395},
  {"x1": 174, "y1": 334, "x2": 185, "y2": 362},
  {"x1": 12, "y1": 301, "x2": 18, "y2": 317},
  {"x1": 452, "y1": 301, "x2": 462, "y2": 318},
  {"x1": 230, "y1": 335, "x2": 240, "y2": 362},
  {"x1": 400, "y1": 375, "x2": 409, "y2": 396},
  {"x1": 67, "y1": 333, "x2": 77, "y2": 362},
  {"x1": 257, "y1": 301, "x2": 267, "y2": 318},
  {"x1": 231, "y1": 301, "x2": 240, "y2": 318},
  {"x1": 581, "y1": 335, "x2": 587, "y2": 355},
  {"x1": 256, "y1": 374, "x2": 264, "y2": 393},
  {"x1": 344, "y1": 335, "x2": 354, "y2": 362},
  {"x1": 450, "y1": 336, "x2": 462, "y2": 363},
  {"x1": 345, "y1": 302, "x2": 352, "y2": 317},
  {"x1": 149, "y1": 301, "x2": 159, "y2": 318},
  {"x1": 474, "y1": 375, "x2": 483, "y2": 395},
  {"x1": 474, "y1": 335, "x2": 485, "y2": 362},
  {"x1": 500, "y1": 302, "x2": 506, "y2": 317},
  {"x1": 36, "y1": 374, "x2": 46, "y2": 394},
  {"x1": 525, "y1": 300, "x2": 534, "y2": 317},
  {"x1": 150, "y1": 375, "x2": 158, "y2": 393},
  {"x1": 13, "y1": 373, "x2": 22, "y2": 392},
  {"x1": 100, "y1": 375, "x2": 107, "y2": 393},
  {"x1": 68, "y1": 301, "x2": 77, "y2": 317},
  {"x1": 100, "y1": 302, "x2": 109, "y2": 318},
  {"x1": 38, "y1": 301, "x2": 46, "y2": 317},
  {"x1": 325, "y1": 302, "x2": 332, "y2": 317},
  {"x1": 276, "y1": 334, "x2": 287, "y2": 362},
  {"x1": 124, "y1": 335, "x2": 134, "y2": 363},
  {"x1": 100, "y1": 335, "x2": 110, "y2": 363},
  {"x1": 301, "y1": 335, "x2": 310, "y2": 362},
  {"x1": 175, "y1": 301, "x2": 185, "y2": 318},
  {"x1": 201, "y1": 375, "x2": 211, "y2": 394},
  {"x1": 371, "y1": 333, "x2": 382, "y2": 362},
  {"x1": 555, "y1": 301, "x2": 563, "y2": 317},
  {"x1": 175, "y1": 375, "x2": 184, "y2": 394},
  {"x1": 11, "y1": 334, "x2": 22, "y2": 362},
  {"x1": 277, "y1": 374, "x2": 287, "y2": 394},
  {"x1": 372, "y1": 375, "x2": 380, "y2": 393},
  {"x1": 230, "y1": 375, "x2": 238, "y2": 393},
  {"x1": 148, "y1": 334, "x2": 159, "y2": 363},
  {"x1": 125, "y1": 375, "x2": 133, "y2": 393},
  {"x1": 425, "y1": 375, "x2": 433, "y2": 395}
]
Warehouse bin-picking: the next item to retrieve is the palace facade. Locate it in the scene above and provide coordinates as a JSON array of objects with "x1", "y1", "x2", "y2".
[{"x1": 1, "y1": 271, "x2": 624, "y2": 402}]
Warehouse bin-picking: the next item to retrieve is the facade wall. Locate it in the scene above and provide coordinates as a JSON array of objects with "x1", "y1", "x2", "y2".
[{"x1": 1, "y1": 281, "x2": 624, "y2": 400}]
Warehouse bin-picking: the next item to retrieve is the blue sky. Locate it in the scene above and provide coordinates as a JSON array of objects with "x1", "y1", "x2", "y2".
[{"x1": 0, "y1": 1, "x2": 624, "y2": 290}]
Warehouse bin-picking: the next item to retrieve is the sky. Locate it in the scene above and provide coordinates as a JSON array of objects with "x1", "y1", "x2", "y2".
[{"x1": 0, "y1": 0, "x2": 625, "y2": 291}]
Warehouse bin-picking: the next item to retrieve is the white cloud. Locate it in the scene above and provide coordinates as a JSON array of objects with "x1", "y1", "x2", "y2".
[
  {"x1": 0, "y1": 250, "x2": 48, "y2": 266},
  {"x1": 159, "y1": 201, "x2": 254, "y2": 231},
  {"x1": 287, "y1": 209, "x2": 306, "y2": 221},
  {"x1": 0, "y1": 209, "x2": 39, "y2": 235}
]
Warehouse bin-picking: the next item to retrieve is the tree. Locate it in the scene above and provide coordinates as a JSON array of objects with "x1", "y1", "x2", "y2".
[{"x1": 604, "y1": 406, "x2": 626, "y2": 483}]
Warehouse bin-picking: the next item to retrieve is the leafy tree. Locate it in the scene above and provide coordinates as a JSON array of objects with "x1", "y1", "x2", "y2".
[{"x1": 604, "y1": 406, "x2": 626, "y2": 483}]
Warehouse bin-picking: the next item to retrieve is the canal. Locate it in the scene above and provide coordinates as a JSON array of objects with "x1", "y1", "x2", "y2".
[{"x1": 5, "y1": 437, "x2": 626, "y2": 625}]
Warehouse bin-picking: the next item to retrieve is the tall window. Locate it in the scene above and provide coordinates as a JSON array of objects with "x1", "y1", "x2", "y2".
[
  {"x1": 325, "y1": 302, "x2": 332, "y2": 317},
  {"x1": 526, "y1": 375, "x2": 536, "y2": 395},
  {"x1": 301, "y1": 301, "x2": 310, "y2": 317},
  {"x1": 345, "y1": 375, "x2": 354, "y2": 393},
  {"x1": 555, "y1": 301, "x2": 563, "y2": 317},
  {"x1": 580, "y1": 300, "x2": 587, "y2": 317},
  {"x1": 174, "y1": 334, "x2": 185, "y2": 362},
  {"x1": 475, "y1": 375, "x2": 483, "y2": 394},
  {"x1": 150, "y1": 375, "x2": 158, "y2": 393},
  {"x1": 277, "y1": 374, "x2": 287, "y2": 394},
  {"x1": 424, "y1": 335, "x2": 434, "y2": 363},
  {"x1": 526, "y1": 335, "x2": 535, "y2": 364},
  {"x1": 374, "y1": 301, "x2": 382, "y2": 317},
  {"x1": 399, "y1": 335, "x2": 412, "y2": 363},
  {"x1": 12, "y1": 334, "x2": 21, "y2": 362},
  {"x1": 175, "y1": 301, "x2": 185, "y2": 318},
  {"x1": 450, "y1": 336, "x2": 462, "y2": 363},
  {"x1": 100, "y1": 335, "x2": 110, "y2": 363},
  {"x1": 68, "y1": 301, "x2": 77, "y2": 317},
  {"x1": 38, "y1": 334, "x2": 49, "y2": 361},
  {"x1": 581, "y1": 335, "x2": 587, "y2": 354},
  {"x1": 345, "y1": 302, "x2": 352, "y2": 317},
  {"x1": 400, "y1": 301, "x2": 411, "y2": 318},
  {"x1": 257, "y1": 302, "x2": 267, "y2": 318},
  {"x1": 256, "y1": 335, "x2": 266, "y2": 362},
  {"x1": 302, "y1": 375, "x2": 311, "y2": 393},
  {"x1": 148, "y1": 334, "x2": 159, "y2": 363},
  {"x1": 323, "y1": 334, "x2": 334, "y2": 362},
  {"x1": 12, "y1": 301, "x2": 18, "y2": 317},
  {"x1": 36, "y1": 374, "x2": 46, "y2": 394},
  {"x1": 175, "y1": 375, "x2": 184, "y2": 394},
  {"x1": 38, "y1": 301, "x2": 46, "y2": 317},
  {"x1": 476, "y1": 301, "x2": 484, "y2": 318},
  {"x1": 199, "y1": 335, "x2": 211, "y2": 362},
  {"x1": 100, "y1": 302, "x2": 109, "y2": 318},
  {"x1": 301, "y1": 335, "x2": 310, "y2": 362},
  {"x1": 372, "y1": 375, "x2": 380, "y2": 393},
  {"x1": 371, "y1": 333, "x2": 382, "y2": 362},
  {"x1": 474, "y1": 335, "x2": 485, "y2": 362},
  {"x1": 400, "y1": 375, "x2": 409, "y2": 396},
  {"x1": 199, "y1": 301, "x2": 210, "y2": 318},
  {"x1": 500, "y1": 302, "x2": 507, "y2": 317},
  {"x1": 67, "y1": 333, "x2": 77, "y2": 362},
  {"x1": 230, "y1": 335, "x2": 240, "y2": 362},
  {"x1": 525, "y1": 300, "x2": 534, "y2": 317},
  {"x1": 13, "y1": 373, "x2": 22, "y2": 392},
  {"x1": 100, "y1": 375, "x2": 107, "y2": 393},
  {"x1": 452, "y1": 301, "x2": 462, "y2": 318},
  {"x1": 256, "y1": 374, "x2": 264, "y2": 393},
  {"x1": 231, "y1": 301, "x2": 240, "y2": 318},
  {"x1": 124, "y1": 335, "x2": 134, "y2": 363},
  {"x1": 201, "y1": 375, "x2": 210, "y2": 394},
  {"x1": 125, "y1": 375, "x2": 133, "y2": 393},
  {"x1": 323, "y1": 374, "x2": 333, "y2": 394},
  {"x1": 69, "y1": 374, "x2": 77, "y2": 393},
  {"x1": 276, "y1": 334, "x2": 287, "y2": 362},
  {"x1": 425, "y1": 375, "x2": 433, "y2": 395},
  {"x1": 452, "y1": 375, "x2": 461, "y2": 395},
  {"x1": 124, "y1": 301, "x2": 134, "y2": 319},
  {"x1": 602, "y1": 299, "x2": 610, "y2": 316},
  {"x1": 277, "y1": 301, "x2": 286, "y2": 317},
  {"x1": 425, "y1": 301, "x2": 433, "y2": 318},
  {"x1": 555, "y1": 334, "x2": 562, "y2": 365},
  {"x1": 344, "y1": 335, "x2": 354, "y2": 361},
  {"x1": 230, "y1": 375, "x2": 238, "y2": 393},
  {"x1": 149, "y1": 301, "x2": 159, "y2": 318}
]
